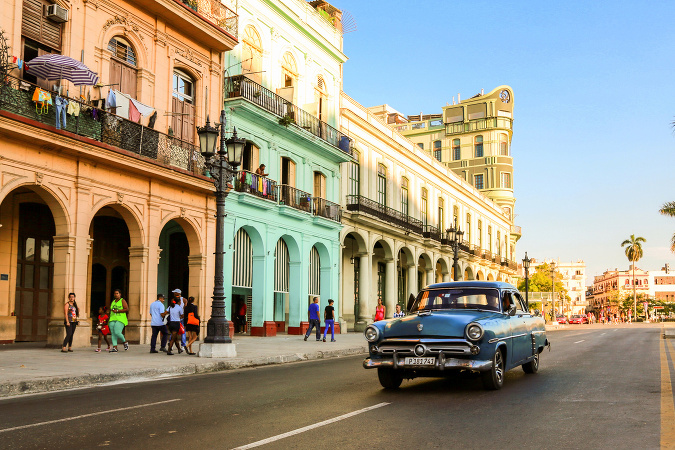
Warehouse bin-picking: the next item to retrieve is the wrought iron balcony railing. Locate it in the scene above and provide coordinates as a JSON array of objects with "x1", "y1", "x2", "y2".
[
  {"x1": 234, "y1": 170, "x2": 277, "y2": 202},
  {"x1": 0, "y1": 75, "x2": 204, "y2": 175},
  {"x1": 445, "y1": 116, "x2": 513, "y2": 136},
  {"x1": 224, "y1": 75, "x2": 353, "y2": 156},
  {"x1": 459, "y1": 240, "x2": 470, "y2": 252},
  {"x1": 345, "y1": 195, "x2": 423, "y2": 234},
  {"x1": 313, "y1": 197, "x2": 341, "y2": 222},
  {"x1": 279, "y1": 185, "x2": 312, "y2": 213},
  {"x1": 422, "y1": 225, "x2": 441, "y2": 242},
  {"x1": 187, "y1": 0, "x2": 238, "y2": 37},
  {"x1": 471, "y1": 244, "x2": 482, "y2": 256}
]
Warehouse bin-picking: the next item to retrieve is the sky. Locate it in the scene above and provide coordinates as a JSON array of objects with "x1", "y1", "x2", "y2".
[{"x1": 335, "y1": 0, "x2": 675, "y2": 281}]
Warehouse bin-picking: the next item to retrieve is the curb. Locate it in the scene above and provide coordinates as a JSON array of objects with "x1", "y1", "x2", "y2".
[{"x1": 0, "y1": 346, "x2": 368, "y2": 398}]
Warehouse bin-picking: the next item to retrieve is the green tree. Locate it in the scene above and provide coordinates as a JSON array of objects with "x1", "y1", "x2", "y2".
[
  {"x1": 660, "y1": 201, "x2": 675, "y2": 253},
  {"x1": 517, "y1": 262, "x2": 567, "y2": 319},
  {"x1": 621, "y1": 234, "x2": 646, "y2": 318}
]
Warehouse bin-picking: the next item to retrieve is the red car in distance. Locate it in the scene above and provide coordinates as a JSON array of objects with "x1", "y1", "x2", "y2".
[
  {"x1": 556, "y1": 315, "x2": 568, "y2": 325},
  {"x1": 568, "y1": 315, "x2": 588, "y2": 324}
]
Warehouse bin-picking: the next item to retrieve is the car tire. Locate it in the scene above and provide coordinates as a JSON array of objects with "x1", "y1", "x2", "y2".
[
  {"x1": 522, "y1": 353, "x2": 539, "y2": 374},
  {"x1": 481, "y1": 348, "x2": 505, "y2": 390},
  {"x1": 378, "y1": 368, "x2": 403, "y2": 389}
]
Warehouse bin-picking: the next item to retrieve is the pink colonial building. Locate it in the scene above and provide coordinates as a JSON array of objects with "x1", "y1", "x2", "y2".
[{"x1": 590, "y1": 265, "x2": 649, "y2": 315}]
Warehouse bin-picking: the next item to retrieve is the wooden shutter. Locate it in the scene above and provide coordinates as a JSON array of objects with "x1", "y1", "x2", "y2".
[
  {"x1": 288, "y1": 160, "x2": 296, "y2": 188},
  {"x1": 182, "y1": 102, "x2": 194, "y2": 143},
  {"x1": 22, "y1": 0, "x2": 62, "y2": 50},
  {"x1": 120, "y1": 64, "x2": 137, "y2": 98},
  {"x1": 251, "y1": 145, "x2": 259, "y2": 172},
  {"x1": 110, "y1": 59, "x2": 121, "y2": 94},
  {"x1": 172, "y1": 96, "x2": 182, "y2": 140}
]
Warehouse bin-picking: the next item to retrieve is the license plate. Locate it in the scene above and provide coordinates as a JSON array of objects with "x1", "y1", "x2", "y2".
[{"x1": 404, "y1": 357, "x2": 436, "y2": 366}]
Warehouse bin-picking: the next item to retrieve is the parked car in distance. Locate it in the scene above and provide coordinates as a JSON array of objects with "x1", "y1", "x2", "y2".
[
  {"x1": 363, "y1": 281, "x2": 549, "y2": 390},
  {"x1": 568, "y1": 314, "x2": 588, "y2": 324},
  {"x1": 556, "y1": 315, "x2": 568, "y2": 324}
]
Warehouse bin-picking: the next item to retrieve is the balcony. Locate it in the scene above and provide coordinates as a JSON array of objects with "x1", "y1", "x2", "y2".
[
  {"x1": 445, "y1": 116, "x2": 513, "y2": 136},
  {"x1": 422, "y1": 225, "x2": 442, "y2": 242},
  {"x1": 234, "y1": 170, "x2": 277, "y2": 202},
  {"x1": 511, "y1": 225, "x2": 522, "y2": 237},
  {"x1": 346, "y1": 195, "x2": 422, "y2": 234},
  {"x1": 274, "y1": 185, "x2": 341, "y2": 223},
  {"x1": 0, "y1": 76, "x2": 204, "y2": 175},
  {"x1": 136, "y1": 0, "x2": 238, "y2": 51},
  {"x1": 224, "y1": 75, "x2": 353, "y2": 157}
]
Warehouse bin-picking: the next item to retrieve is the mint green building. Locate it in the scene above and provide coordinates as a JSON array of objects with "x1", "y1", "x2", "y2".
[{"x1": 220, "y1": 0, "x2": 351, "y2": 336}]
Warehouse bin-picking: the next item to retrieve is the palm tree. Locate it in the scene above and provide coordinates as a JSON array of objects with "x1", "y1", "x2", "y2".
[
  {"x1": 660, "y1": 202, "x2": 675, "y2": 253},
  {"x1": 621, "y1": 234, "x2": 646, "y2": 319}
]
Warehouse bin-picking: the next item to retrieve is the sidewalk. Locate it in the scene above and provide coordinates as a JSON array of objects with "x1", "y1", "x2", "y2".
[{"x1": 0, "y1": 333, "x2": 368, "y2": 398}]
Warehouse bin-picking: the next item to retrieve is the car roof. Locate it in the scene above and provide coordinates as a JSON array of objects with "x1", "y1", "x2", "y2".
[{"x1": 425, "y1": 281, "x2": 517, "y2": 290}]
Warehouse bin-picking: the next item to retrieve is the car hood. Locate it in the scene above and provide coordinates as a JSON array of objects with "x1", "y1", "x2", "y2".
[{"x1": 382, "y1": 310, "x2": 498, "y2": 339}]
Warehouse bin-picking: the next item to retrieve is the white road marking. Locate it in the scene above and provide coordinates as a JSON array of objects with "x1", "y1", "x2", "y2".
[
  {"x1": 233, "y1": 402, "x2": 391, "y2": 449},
  {"x1": 0, "y1": 399, "x2": 181, "y2": 433},
  {"x1": 600, "y1": 333, "x2": 606, "y2": 336},
  {"x1": 574, "y1": 340, "x2": 585, "y2": 344}
]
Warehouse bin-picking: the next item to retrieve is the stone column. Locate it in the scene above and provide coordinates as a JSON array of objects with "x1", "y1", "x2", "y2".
[
  {"x1": 407, "y1": 262, "x2": 418, "y2": 305},
  {"x1": 384, "y1": 257, "x2": 396, "y2": 318},
  {"x1": 354, "y1": 251, "x2": 372, "y2": 331},
  {"x1": 126, "y1": 246, "x2": 148, "y2": 344},
  {"x1": 426, "y1": 268, "x2": 435, "y2": 286}
]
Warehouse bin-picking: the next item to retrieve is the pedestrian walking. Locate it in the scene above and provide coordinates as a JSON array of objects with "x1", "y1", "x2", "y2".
[
  {"x1": 184, "y1": 296, "x2": 200, "y2": 355},
  {"x1": 304, "y1": 297, "x2": 321, "y2": 341},
  {"x1": 393, "y1": 304, "x2": 405, "y2": 318},
  {"x1": 323, "y1": 299, "x2": 335, "y2": 342},
  {"x1": 171, "y1": 289, "x2": 188, "y2": 351},
  {"x1": 109, "y1": 289, "x2": 129, "y2": 353},
  {"x1": 236, "y1": 299, "x2": 247, "y2": 333},
  {"x1": 95, "y1": 306, "x2": 110, "y2": 352},
  {"x1": 149, "y1": 294, "x2": 169, "y2": 353},
  {"x1": 166, "y1": 298, "x2": 184, "y2": 355},
  {"x1": 61, "y1": 292, "x2": 79, "y2": 353},
  {"x1": 375, "y1": 298, "x2": 385, "y2": 321}
]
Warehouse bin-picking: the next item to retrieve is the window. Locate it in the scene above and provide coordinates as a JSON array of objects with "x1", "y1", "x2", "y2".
[
  {"x1": 488, "y1": 226, "x2": 492, "y2": 252},
  {"x1": 421, "y1": 188, "x2": 428, "y2": 226},
  {"x1": 501, "y1": 172, "x2": 511, "y2": 189},
  {"x1": 377, "y1": 164, "x2": 387, "y2": 206},
  {"x1": 433, "y1": 140, "x2": 442, "y2": 161},
  {"x1": 242, "y1": 25, "x2": 263, "y2": 84},
  {"x1": 474, "y1": 135, "x2": 483, "y2": 157},
  {"x1": 474, "y1": 174, "x2": 484, "y2": 189},
  {"x1": 313, "y1": 172, "x2": 326, "y2": 199},
  {"x1": 503, "y1": 206, "x2": 512, "y2": 221},
  {"x1": 500, "y1": 134, "x2": 509, "y2": 156},
  {"x1": 478, "y1": 220, "x2": 482, "y2": 249},
  {"x1": 348, "y1": 150, "x2": 360, "y2": 196},
  {"x1": 281, "y1": 52, "x2": 298, "y2": 88},
  {"x1": 171, "y1": 69, "x2": 195, "y2": 142},
  {"x1": 465, "y1": 213, "x2": 471, "y2": 243},
  {"x1": 21, "y1": 0, "x2": 62, "y2": 57},
  {"x1": 281, "y1": 157, "x2": 296, "y2": 187},
  {"x1": 242, "y1": 142, "x2": 259, "y2": 172},
  {"x1": 316, "y1": 75, "x2": 327, "y2": 123},
  {"x1": 452, "y1": 139, "x2": 461, "y2": 160},
  {"x1": 453, "y1": 205, "x2": 459, "y2": 228},
  {"x1": 497, "y1": 231, "x2": 501, "y2": 255},
  {"x1": 438, "y1": 198, "x2": 444, "y2": 232},
  {"x1": 401, "y1": 177, "x2": 409, "y2": 216},
  {"x1": 417, "y1": 143, "x2": 424, "y2": 150},
  {"x1": 108, "y1": 37, "x2": 138, "y2": 97}
]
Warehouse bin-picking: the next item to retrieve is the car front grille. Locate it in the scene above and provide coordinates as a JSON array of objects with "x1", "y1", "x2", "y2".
[{"x1": 377, "y1": 338, "x2": 473, "y2": 356}]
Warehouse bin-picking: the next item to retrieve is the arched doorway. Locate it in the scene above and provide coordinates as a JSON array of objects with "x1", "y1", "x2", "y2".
[
  {"x1": 157, "y1": 220, "x2": 190, "y2": 299},
  {"x1": 273, "y1": 238, "x2": 290, "y2": 331},
  {"x1": 231, "y1": 228, "x2": 253, "y2": 334},
  {"x1": 418, "y1": 253, "x2": 432, "y2": 291},
  {"x1": 89, "y1": 208, "x2": 130, "y2": 315},
  {"x1": 14, "y1": 203, "x2": 55, "y2": 341}
]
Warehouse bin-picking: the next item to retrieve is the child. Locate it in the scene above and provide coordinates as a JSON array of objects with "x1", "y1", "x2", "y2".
[{"x1": 96, "y1": 306, "x2": 110, "y2": 352}]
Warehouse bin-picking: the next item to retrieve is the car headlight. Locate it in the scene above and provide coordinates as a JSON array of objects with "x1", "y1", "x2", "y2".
[
  {"x1": 465, "y1": 323, "x2": 484, "y2": 341},
  {"x1": 364, "y1": 325, "x2": 380, "y2": 342}
]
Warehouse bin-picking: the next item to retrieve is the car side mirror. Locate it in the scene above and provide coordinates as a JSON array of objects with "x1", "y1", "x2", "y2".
[{"x1": 508, "y1": 305, "x2": 517, "y2": 316}]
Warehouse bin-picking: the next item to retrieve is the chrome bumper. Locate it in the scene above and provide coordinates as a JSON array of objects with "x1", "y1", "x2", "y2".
[{"x1": 363, "y1": 357, "x2": 493, "y2": 372}]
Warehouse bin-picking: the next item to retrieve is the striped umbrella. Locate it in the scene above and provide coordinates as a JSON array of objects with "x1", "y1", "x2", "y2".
[{"x1": 26, "y1": 54, "x2": 99, "y2": 86}]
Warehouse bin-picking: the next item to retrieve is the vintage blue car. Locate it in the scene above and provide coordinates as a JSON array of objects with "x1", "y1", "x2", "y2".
[{"x1": 363, "y1": 281, "x2": 549, "y2": 390}]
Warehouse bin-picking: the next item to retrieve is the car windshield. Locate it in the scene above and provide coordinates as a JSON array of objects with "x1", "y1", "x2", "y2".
[{"x1": 410, "y1": 288, "x2": 500, "y2": 312}]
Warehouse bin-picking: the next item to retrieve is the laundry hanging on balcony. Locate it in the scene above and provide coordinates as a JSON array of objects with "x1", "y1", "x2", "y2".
[
  {"x1": 25, "y1": 54, "x2": 99, "y2": 86},
  {"x1": 112, "y1": 90, "x2": 155, "y2": 123}
]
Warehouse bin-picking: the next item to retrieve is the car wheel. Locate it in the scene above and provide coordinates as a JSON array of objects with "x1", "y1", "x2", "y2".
[
  {"x1": 377, "y1": 368, "x2": 403, "y2": 389},
  {"x1": 481, "y1": 348, "x2": 505, "y2": 390},
  {"x1": 522, "y1": 352, "x2": 539, "y2": 374}
]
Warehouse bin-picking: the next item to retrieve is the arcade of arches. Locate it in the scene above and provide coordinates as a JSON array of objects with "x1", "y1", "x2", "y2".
[
  {"x1": 0, "y1": 172, "x2": 215, "y2": 346},
  {"x1": 340, "y1": 229, "x2": 514, "y2": 330}
]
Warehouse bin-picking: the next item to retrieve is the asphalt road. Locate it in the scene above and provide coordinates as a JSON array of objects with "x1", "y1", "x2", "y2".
[{"x1": 0, "y1": 324, "x2": 668, "y2": 449}]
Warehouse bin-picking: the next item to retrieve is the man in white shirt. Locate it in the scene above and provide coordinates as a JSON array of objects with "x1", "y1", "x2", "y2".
[{"x1": 393, "y1": 304, "x2": 405, "y2": 318}]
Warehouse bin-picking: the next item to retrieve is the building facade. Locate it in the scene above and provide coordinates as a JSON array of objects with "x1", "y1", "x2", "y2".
[
  {"x1": 554, "y1": 260, "x2": 587, "y2": 315},
  {"x1": 219, "y1": 0, "x2": 352, "y2": 336},
  {"x1": 379, "y1": 86, "x2": 520, "y2": 262},
  {"x1": 649, "y1": 264, "x2": 675, "y2": 302},
  {"x1": 0, "y1": 0, "x2": 238, "y2": 344},
  {"x1": 590, "y1": 266, "x2": 650, "y2": 314},
  {"x1": 339, "y1": 92, "x2": 518, "y2": 331}
]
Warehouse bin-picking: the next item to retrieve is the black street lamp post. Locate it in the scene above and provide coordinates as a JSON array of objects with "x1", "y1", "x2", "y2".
[
  {"x1": 446, "y1": 219, "x2": 464, "y2": 281},
  {"x1": 196, "y1": 110, "x2": 245, "y2": 357},
  {"x1": 522, "y1": 252, "x2": 531, "y2": 309},
  {"x1": 550, "y1": 261, "x2": 557, "y2": 324}
]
